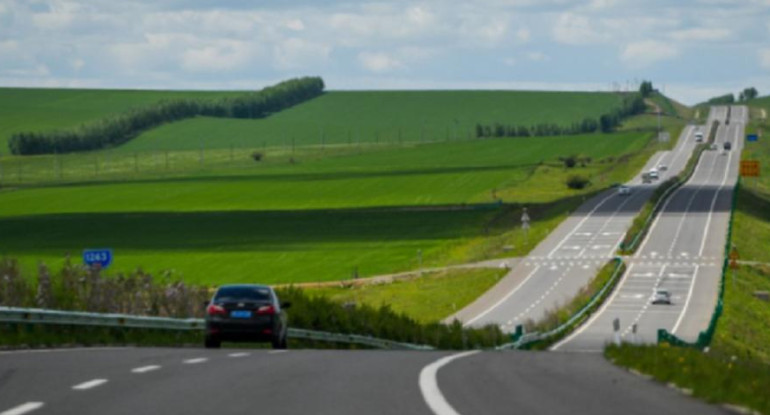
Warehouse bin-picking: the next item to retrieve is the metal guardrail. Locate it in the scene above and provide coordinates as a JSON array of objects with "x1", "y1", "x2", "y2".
[
  {"x1": 0, "y1": 306, "x2": 434, "y2": 351},
  {"x1": 496, "y1": 257, "x2": 626, "y2": 350}
]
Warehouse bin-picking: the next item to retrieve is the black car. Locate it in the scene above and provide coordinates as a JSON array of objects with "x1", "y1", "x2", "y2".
[{"x1": 204, "y1": 284, "x2": 290, "y2": 349}]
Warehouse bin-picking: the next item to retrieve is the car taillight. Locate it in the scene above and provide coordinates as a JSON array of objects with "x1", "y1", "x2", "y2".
[
  {"x1": 256, "y1": 305, "x2": 275, "y2": 315},
  {"x1": 207, "y1": 304, "x2": 226, "y2": 316}
]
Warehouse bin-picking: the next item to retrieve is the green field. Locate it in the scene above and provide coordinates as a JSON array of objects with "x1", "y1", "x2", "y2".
[
  {"x1": 0, "y1": 88, "x2": 242, "y2": 151},
  {"x1": 0, "y1": 131, "x2": 655, "y2": 284},
  {"x1": 0, "y1": 87, "x2": 671, "y2": 286}
]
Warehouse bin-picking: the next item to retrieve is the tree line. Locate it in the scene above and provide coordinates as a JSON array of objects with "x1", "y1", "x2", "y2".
[
  {"x1": 9, "y1": 77, "x2": 325, "y2": 155},
  {"x1": 474, "y1": 93, "x2": 646, "y2": 139}
]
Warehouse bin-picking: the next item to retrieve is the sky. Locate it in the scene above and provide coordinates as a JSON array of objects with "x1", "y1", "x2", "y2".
[{"x1": 0, "y1": 0, "x2": 768, "y2": 105}]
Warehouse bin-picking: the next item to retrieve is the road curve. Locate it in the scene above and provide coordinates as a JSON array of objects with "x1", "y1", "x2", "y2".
[
  {"x1": 0, "y1": 347, "x2": 728, "y2": 415},
  {"x1": 555, "y1": 106, "x2": 745, "y2": 352},
  {"x1": 449, "y1": 122, "x2": 698, "y2": 331}
]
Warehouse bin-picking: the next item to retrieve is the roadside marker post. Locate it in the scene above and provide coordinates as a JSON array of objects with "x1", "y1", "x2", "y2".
[
  {"x1": 612, "y1": 318, "x2": 621, "y2": 345},
  {"x1": 521, "y1": 207, "x2": 531, "y2": 244},
  {"x1": 729, "y1": 247, "x2": 740, "y2": 288}
]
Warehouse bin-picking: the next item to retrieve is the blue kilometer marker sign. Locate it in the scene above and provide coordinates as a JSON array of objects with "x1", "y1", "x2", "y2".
[
  {"x1": 83, "y1": 248, "x2": 113, "y2": 269},
  {"x1": 747, "y1": 134, "x2": 758, "y2": 142}
]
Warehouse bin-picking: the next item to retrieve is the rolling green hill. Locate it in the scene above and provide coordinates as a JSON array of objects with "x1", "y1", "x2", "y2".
[{"x1": 122, "y1": 90, "x2": 626, "y2": 152}]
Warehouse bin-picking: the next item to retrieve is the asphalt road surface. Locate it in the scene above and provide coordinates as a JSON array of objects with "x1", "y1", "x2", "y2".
[
  {"x1": 449, "y1": 119, "x2": 703, "y2": 331},
  {"x1": 0, "y1": 347, "x2": 728, "y2": 415},
  {"x1": 555, "y1": 106, "x2": 745, "y2": 352}
]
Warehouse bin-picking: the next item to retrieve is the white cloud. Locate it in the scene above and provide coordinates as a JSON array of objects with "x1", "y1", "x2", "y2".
[
  {"x1": 760, "y1": 49, "x2": 770, "y2": 69},
  {"x1": 358, "y1": 51, "x2": 404, "y2": 73},
  {"x1": 516, "y1": 27, "x2": 531, "y2": 43},
  {"x1": 552, "y1": 12, "x2": 609, "y2": 45},
  {"x1": 285, "y1": 19, "x2": 304, "y2": 31},
  {"x1": 620, "y1": 40, "x2": 678, "y2": 68},
  {"x1": 669, "y1": 28, "x2": 731, "y2": 41},
  {"x1": 503, "y1": 57, "x2": 516, "y2": 66},
  {"x1": 181, "y1": 41, "x2": 255, "y2": 72},
  {"x1": 273, "y1": 38, "x2": 330, "y2": 70},
  {"x1": 526, "y1": 51, "x2": 550, "y2": 62},
  {"x1": 70, "y1": 58, "x2": 85, "y2": 71}
]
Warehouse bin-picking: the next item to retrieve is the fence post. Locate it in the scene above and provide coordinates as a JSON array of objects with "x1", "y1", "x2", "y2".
[
  {"x1": 0, "y1": 154, "x2": 3, "y2": 186},
  {"x1": 17, "y1": 162, "x2": 21, "y2": 184},
  {"x1": 134, "y1": 152, "x2": 138, "y2": 173},
  {"x1": 165, "y1": 150, "x2": 169, "y2": 171}
]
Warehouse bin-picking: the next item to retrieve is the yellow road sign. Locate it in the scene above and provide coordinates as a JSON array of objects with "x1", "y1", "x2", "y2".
[{"x1": 740, "y1": 160, "x2": 760, "y2": 177}]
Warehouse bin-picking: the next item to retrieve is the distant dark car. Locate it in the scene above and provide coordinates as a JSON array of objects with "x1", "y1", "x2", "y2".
[
  {"x1": 723, "y1": 141, "x2": 732, "y2": 151},
  {"x1": 204, "y1": 284, "x2": 290, "y2": 349}
]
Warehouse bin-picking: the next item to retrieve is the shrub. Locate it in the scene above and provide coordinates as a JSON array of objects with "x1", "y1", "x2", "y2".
[
  {"x1": 566, "y1": 175, "x2": 590, "y2": 189},
  {"x1": 251, "y1": 151, "x2": 264, "y2": 162}
]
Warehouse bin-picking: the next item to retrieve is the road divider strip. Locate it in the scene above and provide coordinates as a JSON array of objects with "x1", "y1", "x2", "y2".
[{"x1": 497, "y1": 257, "x2": 626, "y2": 350}]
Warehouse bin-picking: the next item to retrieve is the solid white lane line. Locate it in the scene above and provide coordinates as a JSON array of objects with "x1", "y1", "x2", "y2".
[
  {"x1": 463, "y1": 266, "x2": 541, "y2": 327},
  {"x1": 551, "y1": 263, "x2": 636, "y2": 351},
  {"x1": 229, "y1": 352, "x2": 250, "y2": 358},
  {"x1": 72, "y1": 379, "x2": 108, "y2": 390},
  {"x1": 0, "y1": 347, "x2": 126, "y2": 356},
  {"x1": 183, "y1": 358, "x2": 208, "y2": 364},
  {"x1": 420, "y1": 351, "x2": 479, "y2": 415},
  {"x1": 0, "y1": 403, "x2": 44, "y2": 415},
  {"x1": 672, "y1": 265, "x2": 700, "y2": 335},
  {"x1": 698, "y1": 126, "x2": 737, "y2": 256},
  {"x1": 131, "y1": 365, "x2": 161, "y2": 373},
  {"x1": 268, "y1": 350, "x2": 287, "y2": 354}
]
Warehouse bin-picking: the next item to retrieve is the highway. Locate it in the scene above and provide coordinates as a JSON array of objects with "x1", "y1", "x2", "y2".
[
  {"x1": 555, "y1": 106, "x2": 745, "y2": 351},
  {"x1": 0, "y1": 347, "x2": 727, "y2": 414},
  {"x1": 449, "y1": 118, "x2": 705, "y2": 331}
]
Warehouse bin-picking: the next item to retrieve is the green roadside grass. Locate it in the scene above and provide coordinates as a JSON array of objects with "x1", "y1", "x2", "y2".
[{"x1": 303, "y1": 268, "x2": 508, "y2": 324}]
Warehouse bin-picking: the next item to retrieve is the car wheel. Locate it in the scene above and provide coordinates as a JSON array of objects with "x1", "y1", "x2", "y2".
[{"x1": 205, "y1": 336, "x2": 221, "y2": 349}]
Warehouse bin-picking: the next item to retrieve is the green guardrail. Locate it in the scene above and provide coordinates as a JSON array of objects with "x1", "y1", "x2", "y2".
[
  {"x1": 657, "y1": 177, "x2": 740, "y2": 349},
  {"x1": 498, "y1": 257, "x2": 626, "y2": 350}
]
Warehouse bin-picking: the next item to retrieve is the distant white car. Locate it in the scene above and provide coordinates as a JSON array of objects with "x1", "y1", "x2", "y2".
[
  {"x1": 695, "y1": 131, "x2": 704, "y2": 142},
  {"x1": 618, "y1": 185, "x2": 631, "y2": 196},
  {"x1": 648, "y1": 168, "x2": 659, "y2": 180},
  {"x1": 651, "y1": 289, "x2": 672, "y2": 305}
]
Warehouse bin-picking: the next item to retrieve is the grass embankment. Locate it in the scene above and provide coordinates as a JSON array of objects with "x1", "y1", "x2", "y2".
[
  {"x1": 304, "y1": 268, "x2": 508, "y2": 324},
  {"x1": 0, "y1": 133, "x2": 655, "y2": 284},
  {"x1": 606, "y1": 109, "x2": 770, "y2": 414},
  {"x1": 522, "y1": 259, "x2": 626, "y2": 349},
  {"x1": 0, "y1": 259, "x2": 505, "y2": 350}
]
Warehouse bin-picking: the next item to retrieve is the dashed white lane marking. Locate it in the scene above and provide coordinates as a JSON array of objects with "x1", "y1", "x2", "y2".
[
  {"x1": 131, "y1": 365, "x2": 161, "y2": 373},
  {"x1": 183, "y1": 358, "x2": 208, "y2": 364},
  {"x1": 672, "y1": 265, "x2": 700, "y2": 334},
  {"x1": 0, "y1": 402, "x2": 44, "y2": 415},
  {"x1": 72, "y1": 379, "x2": 108, "y2": 390},
  {"x1": 420, "y1": 351, "x2": 479, "y2": 415},
  {"x1": 228, "y1": 352, "x2": 250, "y2": 358},
  {"x1": 268, "y1": 350, "x2": 287, "y2": 354},
  {"x1": 463, "y1": 266, "x2": 541, "y2": 327}
]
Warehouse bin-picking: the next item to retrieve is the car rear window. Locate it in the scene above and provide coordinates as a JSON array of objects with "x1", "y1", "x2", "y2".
[{"x1": 215, "y1": 286, "x2": 272, "y2": 302}]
